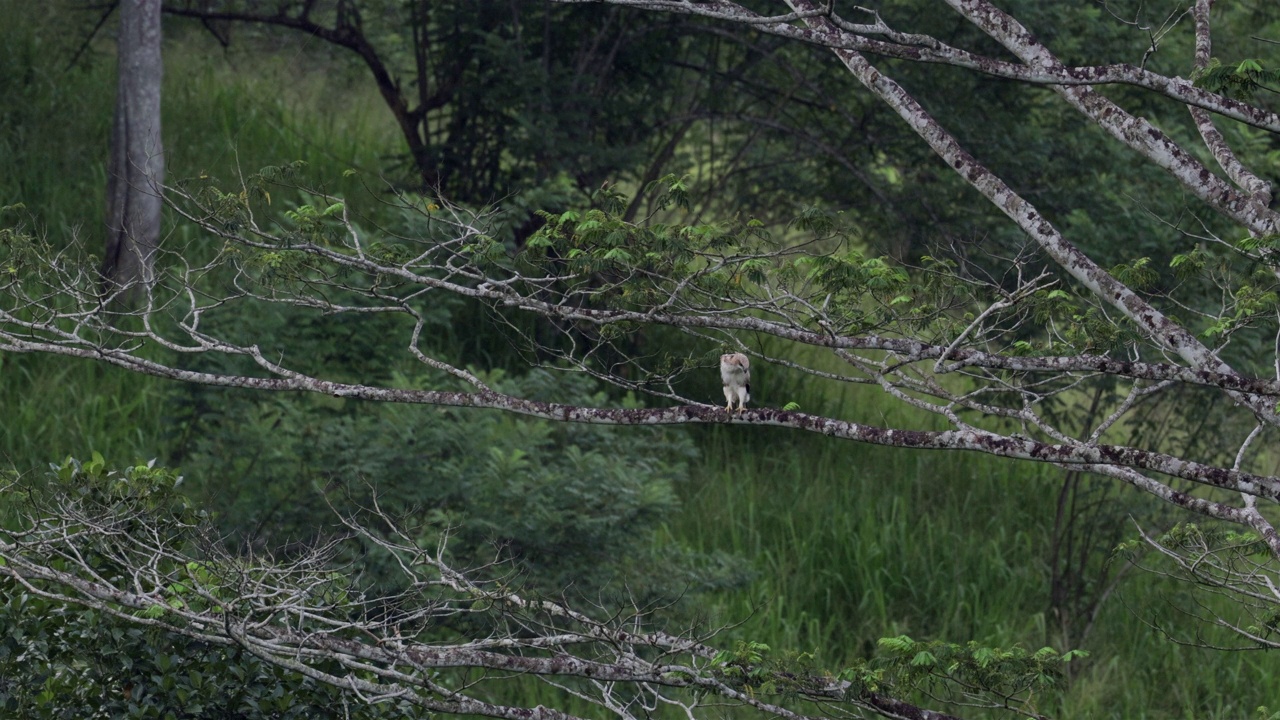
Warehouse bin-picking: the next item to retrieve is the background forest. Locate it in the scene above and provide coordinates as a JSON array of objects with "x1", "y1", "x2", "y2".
[{"x1": 3, "y1": 1, "x2": 1280, "y2": 718}]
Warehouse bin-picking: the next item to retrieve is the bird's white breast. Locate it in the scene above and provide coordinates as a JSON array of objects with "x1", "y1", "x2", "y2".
[{"x1": 722, "y1": 364, "x2": 746, "y2": 384}]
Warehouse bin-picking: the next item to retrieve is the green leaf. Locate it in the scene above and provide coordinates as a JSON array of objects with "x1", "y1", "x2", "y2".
[
  {"x1": 1111, "y1": 257, "x2": 1157, "y2": 290},
  {"x1": 878, "y1": 635, "x2": 914, "y2": 652},
  {"x1": 910, "y1": 651, "x2": 937, "y2": 667},
  {"x1": 1032, "y1": 646, "x2": 1058, "y2": 661}
]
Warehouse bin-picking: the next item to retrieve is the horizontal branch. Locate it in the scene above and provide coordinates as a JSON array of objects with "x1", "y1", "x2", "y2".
[{"x1": 3, "y1": 334, "x2": 1273, "y2": 502}]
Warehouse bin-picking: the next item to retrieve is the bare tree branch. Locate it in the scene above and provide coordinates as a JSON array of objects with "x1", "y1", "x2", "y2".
[
  {"x1": 548, "y1": 0, "x2": 1280, "y2": 133},
  {"x1": 0, "y1": 468, "x2": 997, "y2": 720}
]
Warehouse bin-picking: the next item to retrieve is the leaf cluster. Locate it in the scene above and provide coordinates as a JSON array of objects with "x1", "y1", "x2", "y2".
[
  {"x1": 706, "y1": 633, "x2": 1086, "y2": 715},
  {"x1": 0, "y1": 594, "x2": 410, "y2": 720},
  {"x1": 710, "y1": 641, "x2": 828, "y2": 697},
  {"x1": 871, "y1": 634, "x2": 1084, "y2": 691},
  {"x1": 1193, "y1": 58, "x2": 1280, "y2": 100},
  {"x1": 0, "y1": 457, "x2": 410, "y2": 720}
]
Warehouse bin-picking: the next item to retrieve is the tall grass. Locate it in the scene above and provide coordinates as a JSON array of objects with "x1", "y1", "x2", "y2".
[
  {"x1": 673, "y1": 373, "x2": 1280, "y2": 717},
  {"x1": 676, "y1": 426, "x2": 1054, "y2": 644},
  {"x1": 0, "y1": 3, "x2": 114, "y2": 234},
  {"x1": 0, "y1": 4, "x2": 400, "y2": 472},
  {"x1": 0, "y1": 354, "x2": 170, "y2": 472},
  {"x1": 160, "y1": 23, "x2": 401, "y2": 187}
]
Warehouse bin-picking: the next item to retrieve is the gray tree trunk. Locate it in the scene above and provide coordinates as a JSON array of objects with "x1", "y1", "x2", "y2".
[{"x1": 103, "y1": 0, "x2": 164, "y2": 301}]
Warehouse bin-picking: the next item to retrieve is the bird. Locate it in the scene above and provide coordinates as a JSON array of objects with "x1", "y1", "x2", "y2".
[{"x1": 720, "y1": 353, "x2": 751, "y2": 413}]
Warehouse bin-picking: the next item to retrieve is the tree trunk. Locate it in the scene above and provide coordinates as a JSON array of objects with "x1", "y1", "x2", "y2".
[{"x1": 103, "y1": 0, "x2": 163, "y2": 302}]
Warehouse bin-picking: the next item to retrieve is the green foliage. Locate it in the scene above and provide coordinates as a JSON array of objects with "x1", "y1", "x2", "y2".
[
  {"x1": 5, "y1": 2, "x2": 1280, "y2": 717},
  {"x1": 1193, "y1": 58, "x2": 1280, "y2": 100},
  {"x1": 711, "y1": 641, "x2": 828, "y2": 696},
  {"x1": 1110, "y1": 257, "x2": 1158, "y2": 291},
  {"x1": 234, "y1": 1, "x2": 711, "y2": 203},
  {"x1": 1061, "y1": 308, "x2": 1137, "y2": 354},
  {"x1": 705, "y1": 632, "x2": 1086, "y2": 712},
  {"x1": 176, "y1": 367, "x2": 726, "y2": 601},
  {"x1": 1170, "y1": 246, "x2": 1209, "y2": 280},
  {"x1": 862, "y1": 635, "x2": 1085, "y2": 701},
  {"x1": 1110, "y1": 522, "x2": 1280, "y2": 662},
  {"x1": 526, "y1": 175, "x2": 712, "y2": 278},
  {"x1": 1202, "y1": 284, "x2": 1279, "y2": 341},
  {"x1": 52, "y1": 453, "x2": 195, "y2": 520},
  {"x1": 0, "y1": 219, "x2": 51, "y2": 281},
  {"x1": 1150, "y1": 522, "x2": 1268, "y2": 557},
  {"x1": 797, "y1": 252, "x2": 909, "y2": 300},
  {"x1": 0, "y1": 458, "x2": 414, "y2": 719},
  {"x1": 1237, "y1": 233, "x2": 1280, "y2": 269},
  {"x1": 0, "y1": 593, "x2": 412, "y2": 720},
  {"x1": 521, "y1": 191, "x2": 938, "y2": 339}
]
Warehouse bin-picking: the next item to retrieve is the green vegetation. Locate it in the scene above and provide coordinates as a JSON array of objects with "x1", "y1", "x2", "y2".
[
  {"x1": 5, "y1": 2, "x2": 1280, "y2": 718},
  {"x1": 680, "y1": 416, "x2": 1280, "y2": 716}
]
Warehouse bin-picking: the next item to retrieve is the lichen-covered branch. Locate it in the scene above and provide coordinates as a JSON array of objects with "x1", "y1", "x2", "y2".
[{"x1": 549, "y1": 0, "x2": 1280, "y2": 133}]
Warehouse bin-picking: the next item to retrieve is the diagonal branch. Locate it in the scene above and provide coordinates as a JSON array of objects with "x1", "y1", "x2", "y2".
[{"x1": 549, "y1": 0, "x2": 1280, "y2": 134}]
